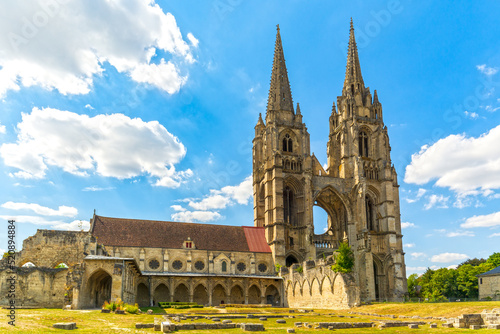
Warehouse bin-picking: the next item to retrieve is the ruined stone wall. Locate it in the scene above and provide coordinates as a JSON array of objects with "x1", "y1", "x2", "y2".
[
  {"x1": 283, "y1": 261, "x2": 360, "y2": 309},
  {"x1": 0, "y1": 267, "x2": 68, "y2": 308},
  {"x1": 17, "y1": 230, "x2": 91, "y2": 268}
]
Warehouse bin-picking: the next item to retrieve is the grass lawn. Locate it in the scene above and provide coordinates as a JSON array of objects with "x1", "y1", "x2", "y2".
[{"x1": 1, "y1": 301, "x2": 499, "y2": 333}]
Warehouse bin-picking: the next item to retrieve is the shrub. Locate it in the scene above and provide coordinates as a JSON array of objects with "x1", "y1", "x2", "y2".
[
  {"x1": 125, "y1": 303, "x2": 139, "y2": 314},
  {"x1": 331, "y1": 242, "x2": 354, "y2": 273},
  {"x1": 294, "y1": 265, "x2": 303, "y2": 273}
]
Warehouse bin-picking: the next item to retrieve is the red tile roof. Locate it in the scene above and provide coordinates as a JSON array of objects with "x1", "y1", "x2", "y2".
[{"x1": 91, "y1": 215, "x2": 271, "y2": 253}]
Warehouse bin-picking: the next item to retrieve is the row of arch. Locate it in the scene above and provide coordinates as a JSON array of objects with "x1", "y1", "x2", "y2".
[
  {"x1": 19, "y1": 261, "x2": 69, "y2": 269},
  {"x1": 135, "y1": 281, "x2": 280, "y2": 307}
]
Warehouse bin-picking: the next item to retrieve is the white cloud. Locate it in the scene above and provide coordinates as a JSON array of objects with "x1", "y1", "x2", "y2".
[
  {"x1": 489, "y1": 233, "x2": 500, "y2": 238},
  {"x1": 130, "y1": 59, "x2": 187, "y2": 94},
  {"x1": 51, "y1": 219, "x2": 90, "y2": 231},
  {"x1": 82, "y1": 186, "x2": 115, "y2": 192},
  {"x1": 424, "y1": 194, "x2": 449, "y2": 210},
  {"x1": 411, "y1": 252, "x2": 426, "y2": 259},
  {"x1": 477, "y1": 64, "x2": 498, "y2": 76},
  {"x1": 0, "y1": 214, "x2": 65, "y2": 226},
  {"x1": 484, "y1": 105, "x2": 500, "y2": 113},
  {"x1": 447, "y1": 264, "x2": 458, "y2": 270},
  {"x1": 84, "y1": 104, "x2": 94, "y2": 110},
  {"x1": 0, "y1": 0, "x2": 196, "y2": 97},
  {"x1": 0, "y1": 107, "x2": 192, "y2": 187},
  {"x1": 187, "y1": 32, "x2": 199, "y2": 48},
  {"x1": 1, "y1": 201, "x2": 77, "y2": 217},
  {"x1": 172, "y1": 176, "x2": 253, "y2": 222},
  {"x1": 461, "y1": 211, "x2": 500, "y2": 228},
  {"x1": 446, "y1": 230, "x2": 475, "y2": 237},
  {"x1": 404, "y1": 243, "x2": 415, "y2": 248},
  {"x1": 405, "y1": 188, "x2": 427, "y2": 203},
  {"x1": 405, "y1": 126, "x2": 500, "y2": 195},
  {"x1": 430, "y1": 252, "x2": 469, "y2": 263},
  {"x1": 170, "y1": 205, "x2": 186, "y2": 212},
  {"x1": 406, "y1": 266, "x2": 428, "y2": 274},
  {"x1": 401, "y1": 222, "x2": 415, "y2": 229},
  {"x1": 171, "y1": 210, "x2": 221, "y2": 223},
  {"x1": 0, "y1": 122, "x2": 5, "y2": 134}
]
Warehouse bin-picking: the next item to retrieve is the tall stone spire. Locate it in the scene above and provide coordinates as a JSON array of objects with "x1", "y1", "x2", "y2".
[
  {"x1": 343, "y1": 19, "x2": 365, "y2": 95},
  {"x1": 267, "y1": 25, "x2": 294, "y2": 114}
]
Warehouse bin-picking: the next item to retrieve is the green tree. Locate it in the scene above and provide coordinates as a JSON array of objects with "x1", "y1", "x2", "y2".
[
  {"x1": 407, "y1": 273, "x2": 419, "y2": 298},
  {"x1": 458, "y1": 257, "x2": 486, "y2": 268},
  {"x1": 456, "y1": 262, "x2": 494, "y2": 299},
  {"x1": 331, "y1": 242, "x2": 354, "y2": 273},
  {"x1": 486, "y1": 252, "x2": 500, "y2": 268}
]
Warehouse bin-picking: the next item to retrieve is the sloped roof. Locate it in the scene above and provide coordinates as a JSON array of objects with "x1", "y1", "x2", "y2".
[
  {"x1": 91, "y1": 215, "x2": 271, "y2": 253},
  {"x1": 478, "y1": 265, "x2": 500, "y2": 277}
]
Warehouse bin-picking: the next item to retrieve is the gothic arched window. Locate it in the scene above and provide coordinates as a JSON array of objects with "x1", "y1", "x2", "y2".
[
  {"x1": 282, "y1": 134, "x2": 293, "y2": 153},
  {"x1": 283, "y1": 186, "x2": 294, "y2": 225},
  {"x1": 365, "y1": 196, "x2": 376, "y2": 231},
  {"x1": 359, "y1": 131, "x2": 369, "y2": 157},
  {"x1": 221, "y1": 261, "x2": 227, "y2": 272}
]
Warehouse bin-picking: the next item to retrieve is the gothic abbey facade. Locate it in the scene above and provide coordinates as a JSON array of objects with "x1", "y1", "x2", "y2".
[
  {"x1": 253, "y1": 22, "x2": 407, "y2": 302},
  {"x1": 0, "y1": 21, "x2": 406, "y2": 309}
]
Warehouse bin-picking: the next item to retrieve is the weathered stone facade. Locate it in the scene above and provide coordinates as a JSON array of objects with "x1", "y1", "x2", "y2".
[
  {"x1": 478, "y1": 266, "x2": 500, "y2": 301},
  {"x1": 253, "y1": 22, "x2": 406, "y2": 302}
]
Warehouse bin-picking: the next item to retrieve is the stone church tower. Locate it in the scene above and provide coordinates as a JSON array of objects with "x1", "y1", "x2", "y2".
[{"x1": 253, "y1": 21, "x2": 407, "y2": 301}]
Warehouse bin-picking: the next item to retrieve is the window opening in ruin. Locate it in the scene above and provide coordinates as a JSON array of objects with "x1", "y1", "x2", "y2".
[
  {"x1": 359, "y1": 131, "x2": 369, "y2": 157},
  {"x1": 221, "y1": 260, "x2": 227, "y2": 272},
  {"x1": 286, "y1": 255, "x2": 299, "y2": 267},
  {"x1": 283, "y1": 186, "x2": 294, "y2": 225}
]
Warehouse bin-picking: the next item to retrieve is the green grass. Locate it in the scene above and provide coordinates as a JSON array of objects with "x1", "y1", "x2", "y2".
[{"x1": 1, "y1": 301, "x2": 500, "y2": 333}]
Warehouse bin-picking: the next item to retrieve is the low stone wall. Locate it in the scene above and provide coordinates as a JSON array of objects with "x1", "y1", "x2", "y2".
[
  {"x1": 283, "y1": 263, "x2": 360, "y2": 309},
  {"x1": 316, "y1": 322, "x2": 373, "y2": 329},
  {"x1": 0, "y1": 267, "x2": 68, "y2": 308}
]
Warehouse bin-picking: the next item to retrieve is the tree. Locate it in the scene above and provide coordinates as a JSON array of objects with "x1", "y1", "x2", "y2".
[
  {"x1": 458, "y1": 257, "x2": 486, "y2": 268},
  {"x1": 407, "y1": 273, "x2": 419, "y2": 298},
  {"x1": 331, "y1": 242, "x2": 354, "y2": 273},
  {"x1": 486, "y1": 252, "x2": 500, "y2": 268}
]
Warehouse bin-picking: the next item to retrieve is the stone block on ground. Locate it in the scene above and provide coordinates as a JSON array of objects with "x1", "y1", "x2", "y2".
[
  {"x1": 408, "y1": 324, "x2": 419, "y2": 329},
  {"x1": 442, "y1": 323, "x2": 454, "y2": 328},
  {"x1": 276, "y1": 319, "x2": 286, "y2": 324},
  {"x1": 222, "y1": 319, "x2": 232, "y2": 324},
  {"x1": 241, "y1": 323, "x2": 265, "y2": 331},
  {"x1": 259, "y1": 317, "x2": 267, "y2": 321},
  {"x1": 53, "y1": 322, "x2": 76, "y2": 330},
  {"x1": 212, "y1": 318, "x2": 221, "y2": 322},
  {"x1": 147, "y1": 309, "x2": 153, "y2": 315},
  {"x1": 287, "y1": 329, "x2": 295, "y2": 333},
  {"x1": 429, "y1": 323, "x2": 437, "y2": 328},
  {"x1": 294, "y1": 322, "x2": 302, "y2": 327},
  {"x1": 488, "y1": 324, "x2": 500, "y2": 329},
  {"x1": 470, "y1": 325, "x2": 481, "y2": 330},
  {"x1": 136, "y1": 323, "x2": 154, "y2": 329}
]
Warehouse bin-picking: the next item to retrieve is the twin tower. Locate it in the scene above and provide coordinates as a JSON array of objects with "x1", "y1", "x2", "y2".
[{"x1": 252, "y1": 21, "x2": 407, "y2": 301}]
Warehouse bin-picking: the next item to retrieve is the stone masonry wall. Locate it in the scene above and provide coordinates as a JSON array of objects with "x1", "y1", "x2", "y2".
[
  {"x1": 0, "y1": 267, "x2": 68, "y2": 308},
  {"x1": 17, "y1": 230, "x2": 91, "y2": 268}
]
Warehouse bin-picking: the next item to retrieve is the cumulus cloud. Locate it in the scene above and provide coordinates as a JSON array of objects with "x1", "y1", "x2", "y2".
[
  {"x1": 464, "y1": 110, "x2": 479, "y2": 119},
  {"x1": 171, "y1": 210, "x2": 221, "y2": 223},
  {"x1": 0, "y1": 107, "x2": 192, "y2": 187},
  {"x1": 0, "y1": 122, "x2": 5, "y2": 134},
  {"x1": 477, "y1": 64, "x2": 498, "y2": 76},
  {"x1": 172, "y1": 175, "x2": 253, "y2": 222},
  {"x1": 406, "y1": 266, "x2": 428, "y2": 274},
  {"x1": 405, "y1": 125, "x2": 500, "y2": 195},
  {"x1": 490, "y1": 233, "x2": 500, "y2": 238},
  {"x1": 431, "y1": 252, "x2": 469, "y2": 263},
  {"x1": 404, "y1": 243, "x2": 415, "y2": 248},
  {"x1": 401, "y1": 222, "x2": 415, "y2": 229},
  {"x1": 461, "y1": 211, "x2": 500, "y2": 228},
  {"x1": 51, "y1": 220, "x2": 90, "y2": 231},
  {"x1": 1, "y1": 201, "x2": 77, "y2": 217},
  {"x1": 446, "y1": 230, "x2": 475, "y2": 237},
  {"x1": 410, "y1": 252, "x2": 426, "y2": 259},
  {"x1": 424, "y1": 194, "x2": 449, "y2": 210},
  {"x1": 0, "y1": 0, "x2": 196, "y2": 97},
  {"x1": 405, "y1": 188, "x2": 426, "y2": 203}
]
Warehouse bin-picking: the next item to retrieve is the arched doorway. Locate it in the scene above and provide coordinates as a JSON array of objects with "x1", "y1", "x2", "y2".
[
  {"x1": 248, "y1": 285, "x2": 261, "y2": 304},
  {"x1": 173, "y1": 283, "x2": 189, "y2": 303},
  {"x1": 136, "y1": 283, "x2": 150, "y2": 307},
  {"x1": 212, "y1": 284, "x2": 227, "y2": 306},
  {"x1": 265, "y1": 285, "x2": 280, "y2": 306},
  {"x1": 87, "y1": 269, "x2": 112, "y2": 308},
  {"x1": 230, "y1": 285, "x2": 244, "y2": 304},
  {"x1": 193, "y1": 284, "x2": 208, "y2": 306},
  {"x1": 286, "y1": 254, "x2": 299, "y2": 267},
  {"x1": 153, "y1": 284, "x2": 169, "y2": 306}
]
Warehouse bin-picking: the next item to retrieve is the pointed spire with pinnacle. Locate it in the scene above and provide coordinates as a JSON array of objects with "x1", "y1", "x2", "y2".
[
  {"x1": 373, "y1": 89, "x2": 379, "y2": 104},
  {"x1": 267, "y1": 24, "x2": 294, "y2": 114},
  {"x1": 343, "y1": 19, "x2": 365, "y2": 95},
  {"x1": 256, "y1": 113, "x2": 265, "y2": 127}
]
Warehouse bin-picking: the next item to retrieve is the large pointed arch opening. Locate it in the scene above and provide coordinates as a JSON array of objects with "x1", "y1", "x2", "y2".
[{"x1": 313, "y1": 187, "x2": 349, "y2": 258}]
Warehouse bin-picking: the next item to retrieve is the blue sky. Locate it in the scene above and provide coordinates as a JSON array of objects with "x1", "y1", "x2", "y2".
[{"x1": 0, "y1": 1, "x2": 499, "y2": 276}]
